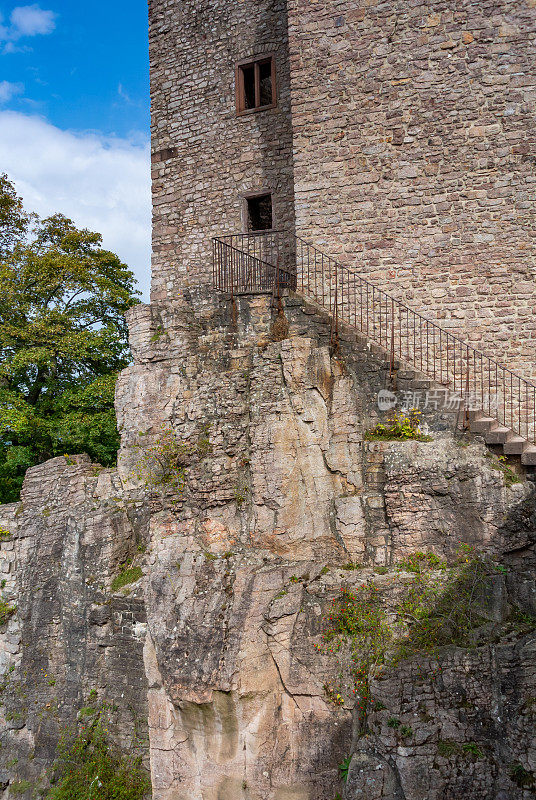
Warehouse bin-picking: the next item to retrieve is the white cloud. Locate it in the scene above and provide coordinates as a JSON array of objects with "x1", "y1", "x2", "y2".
[
  {"x1": 117, "y1": 83, "x2": 132, "y2": 104},
  {"x1": 2, "y1": 41, "x2": 31, "y2": 53},
  {"x1": 10, "y1": 4, "x2": 55, "y2": 36},
  {"x1": 0, "y1": 4, "x2": 56, "y2": 43},
  {"x1": 0, "y1": 111, "x2": 151, "y2": 298},
  {"x1": 0, "y1": 80, "x2": 23, "y2": 103}
]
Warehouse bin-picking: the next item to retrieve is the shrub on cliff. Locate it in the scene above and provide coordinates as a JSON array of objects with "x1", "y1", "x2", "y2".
[
  {"x1": 46, "y1": 705, "x2": 150, "y2": 800},
  {"x1": 317, "y1": 545, "x2": 505, "y2": 720},
  {"x1": 364, "y1": 409, "x2": 432, "y2": 442},
  {"x1": 0, "y1": 174, "x2": 140, "y2": 503}
]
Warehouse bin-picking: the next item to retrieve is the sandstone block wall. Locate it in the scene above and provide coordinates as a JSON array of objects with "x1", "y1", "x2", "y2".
[
  {"x1": 149, "y1": 0, "x2": 536, "y2": 379},
  {"x1": 149, "y1": 0, "x2": 295, "y2": 299},
  {"x1": 287, "y1": 0, "x2": 536, "y2": 378}
]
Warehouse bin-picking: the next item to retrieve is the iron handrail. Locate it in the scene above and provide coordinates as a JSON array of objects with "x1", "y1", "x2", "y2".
[
  {"x1": 212, "y1": 233, "x2": 296, "y2": 295},
  {"x1": 212, "y1": 231, "x2": 536, "y2": 444}
]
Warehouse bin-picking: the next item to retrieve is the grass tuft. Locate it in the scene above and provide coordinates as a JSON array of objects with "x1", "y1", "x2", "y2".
[{"x1": 110, "y1": 566, "x2": 143, "y2": 593}]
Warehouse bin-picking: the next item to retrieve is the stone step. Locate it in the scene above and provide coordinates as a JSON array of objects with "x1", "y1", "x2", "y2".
[
  {"x1": 368, "y1": 342, "x2": 386, "y2": 360},
  {"x1": 339, "y1": 332, "x2": 359, "y2": 344},
  {"x1": 283, "y1": 297, "x2": 304, "y2": 308},
  {"x1": 503, "y1": 436, "x2": 528, "y2": 455},
  {"x1": 312, "y1": 316, "x2": 331, "y2": 327},
  {"x1": 484, "y1": 425, "x2": 512, "y2": 445},
  {"x1": 468, "y1": 407, "x2": 504, "y2": 423},
  {"x1": 521, "y1": 445, "x2": 536, "y2": 466},
  {"x1": 467, "y1": 409, "x2": 482, "y2": 423},
  {"x1": 411, "y1": 378, "x2": 432, "y2": 390},
  {"x1": 470, "y1": 415, "x2": 497, "y2": 434}
]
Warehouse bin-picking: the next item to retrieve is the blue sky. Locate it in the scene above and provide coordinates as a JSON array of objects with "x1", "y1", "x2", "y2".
[{"x1": 0, "y1": 1, "x2": 151, "y2": 296}]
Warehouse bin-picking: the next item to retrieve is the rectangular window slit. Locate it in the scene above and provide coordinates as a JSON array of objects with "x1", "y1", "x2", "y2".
[{"x1": 247, "y1": 194, "x2": 272, "y2": 231}]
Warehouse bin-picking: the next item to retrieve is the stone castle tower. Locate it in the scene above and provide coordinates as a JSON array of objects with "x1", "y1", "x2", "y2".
[
  {"x1": 149, "y1": 0, "x2": 536, "y2": 378},
  {"x1": 149, "y1": 0, "x2": 296, "y2": 295},
  {"x1": 0, "y1": 3, "x2": 535, "y2": 800}
]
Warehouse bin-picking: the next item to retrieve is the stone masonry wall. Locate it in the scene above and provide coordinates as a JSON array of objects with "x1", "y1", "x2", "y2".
[
  {"x1": 149, "y1": 0, "x2": 295, "y2": 299},
  {"x1": 287, "y1": 0, "x2": 536, "y2": 379}
]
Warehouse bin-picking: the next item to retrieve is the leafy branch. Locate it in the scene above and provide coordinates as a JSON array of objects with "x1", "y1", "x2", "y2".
[{"x1": 133, "y1": 424, "x2": 212, "y2": 496}]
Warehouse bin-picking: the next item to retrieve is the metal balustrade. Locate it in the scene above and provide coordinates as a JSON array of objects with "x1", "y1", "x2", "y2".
[{"x1": 213, "y1": 230, "x2": 536, "y2": 446}]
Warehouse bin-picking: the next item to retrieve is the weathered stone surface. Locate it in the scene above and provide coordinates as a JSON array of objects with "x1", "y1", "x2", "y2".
[
  {"x1": 347, "y1": 635, "x2": 536, "y2": 800},
  {"x1": 149, "y1": 0, "x2": 296, "y2": 299},
  {"x1": 3, "y1": 0, "x2": 536, "y2": 794},
  {"x1": 149, "y1": 0, "x2": 536, "y2": 383},
  {"x1": 0, "y1": 456, "x2": 150, "y2": 790},
  {"x1": 286, "y1": 0, "x2": 536, "y2": 379},
  {"x1": 0, "y1": 290, "x2": 534, "y2": 799},
  {"x1": 382, "y1": 439, "x2": 533, "y2": 558}
]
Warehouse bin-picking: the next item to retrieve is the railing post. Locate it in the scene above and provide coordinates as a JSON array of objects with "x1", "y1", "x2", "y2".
[
  {"x1": 464, "y1": 345, "x2": 470, "y2": 429},
  {"x1": 273, "y1": 256, "x2": 280, "y2": 302},
  {"x1": 230, "y1": 247, "x2": 234, "y2": 301},
  {"x1": 331, "y1": 263, "x2": 339, "y2": 350},
  {"x1": 390, "y1": 298, "x2": 395, "y2": 378}
]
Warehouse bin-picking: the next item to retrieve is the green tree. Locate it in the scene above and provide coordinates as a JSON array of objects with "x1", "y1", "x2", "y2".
[
  {"x1": 0, "y1": 174, "x2": 140, "y2": 503},
  {"x1": 0, "y1": 174, "x2": 33, "y2": 257}
]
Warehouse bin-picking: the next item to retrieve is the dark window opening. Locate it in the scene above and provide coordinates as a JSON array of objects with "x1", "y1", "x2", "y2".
[
  {"x1": 259, "y1": 61, "x2": 273, "y2": 107},
  {"x1": 242, "y1": 65, "x2": 256, "y2": 109},
  {"x1": 247, "y1": 194, "x2": 272, "y2": 231},
  {"x1": 236, "y1": 56, "x2": 276, "y2": 114}
]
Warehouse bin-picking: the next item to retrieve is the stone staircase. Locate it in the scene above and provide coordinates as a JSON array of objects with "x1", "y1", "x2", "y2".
[
  {"x1": 286, "y1": 292, "x2": 536, "y2": 468},
  {"x1": 469, "y1": 411, "x2": 536, "y2": 465},
  {"x1": 213, "y1": 231, "x2": 536, "y2": 469}
]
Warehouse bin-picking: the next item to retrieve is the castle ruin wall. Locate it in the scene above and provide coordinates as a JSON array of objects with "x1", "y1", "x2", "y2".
[
  {"x1": 287, "y1": 0, "x2": 536, "y2": 377},
  {"x1": 149, "y1": 0, "x2": 296, "y2": 300}
]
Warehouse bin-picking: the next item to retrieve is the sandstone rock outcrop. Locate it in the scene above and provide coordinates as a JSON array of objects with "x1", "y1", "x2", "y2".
[{"x1": 0, "y1": 290, "x2": 533, "y2": 799}]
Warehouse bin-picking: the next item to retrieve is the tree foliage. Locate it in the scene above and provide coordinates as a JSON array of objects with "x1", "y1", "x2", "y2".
[
  {"x1": 0, "y1": 174, "x2": 140, "y2": 503},
  {"x1": 0, "y1": 174, "x2": 33, "y2": 258}
]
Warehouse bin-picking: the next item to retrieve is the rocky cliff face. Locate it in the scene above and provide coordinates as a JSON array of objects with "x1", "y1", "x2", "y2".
[
  {"x1": 0, "y1": 289, "x2": 534, "y2": 800},
  {"x1": 0, "y1": 455, "x2": 150, "y2": 791}
]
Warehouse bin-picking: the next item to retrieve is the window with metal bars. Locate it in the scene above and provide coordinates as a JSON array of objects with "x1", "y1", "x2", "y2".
[{"x1": 236, "y1": 55, "x2": 276, "y2": 114}]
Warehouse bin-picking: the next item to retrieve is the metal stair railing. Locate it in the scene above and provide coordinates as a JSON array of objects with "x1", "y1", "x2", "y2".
[
  {"x1": 212, "y1": 232, "x2": 296, "y2": 295},
  {"x1": 212, "y1": 230, "x2": 536, "y2": 445}
]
